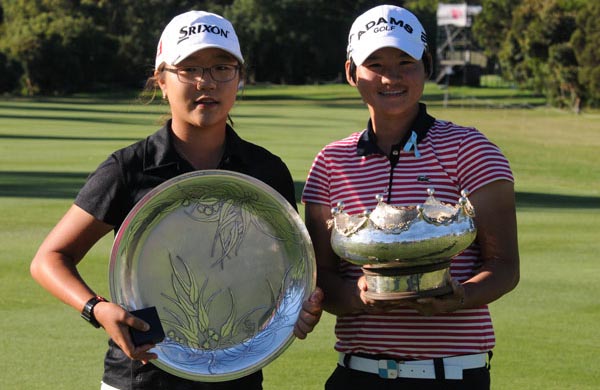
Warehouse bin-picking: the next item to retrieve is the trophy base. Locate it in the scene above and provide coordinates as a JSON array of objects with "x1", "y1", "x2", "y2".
[{"x1": 362, "y1": 261, "x2": 452, "y2": 301}]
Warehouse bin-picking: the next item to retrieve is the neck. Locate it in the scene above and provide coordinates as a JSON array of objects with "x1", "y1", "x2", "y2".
[
  {"x1": 171, "y1": 122, "x2": 227, "y2": 170},
  {"x1": 369, "y1": 106, "x2": 419, "y2": 155}
]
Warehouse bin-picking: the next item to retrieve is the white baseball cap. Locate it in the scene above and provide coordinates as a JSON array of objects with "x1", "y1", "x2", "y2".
[
  {"x1": 347, "y1": 5, "x2": 428, "y2": 66},
  {"x1": 155, "y1": 10, "x2": 244, "y2": 69}
]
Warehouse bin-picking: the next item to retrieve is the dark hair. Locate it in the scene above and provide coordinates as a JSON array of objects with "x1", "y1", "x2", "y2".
[
  {"x1": 349, "y1": 50, "x2": 432, "y2": 82},
  {"x1": 422, "y1": 51, "x2": 433, "y2": 78},
  {"x1": 349, "y1": 60, "x2": 358, "y2": 83}
]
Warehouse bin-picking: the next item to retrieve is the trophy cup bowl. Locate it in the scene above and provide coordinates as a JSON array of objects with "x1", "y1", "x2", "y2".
[{"x1": 330, "y1": 189, "x2": 476, "y2": 300}]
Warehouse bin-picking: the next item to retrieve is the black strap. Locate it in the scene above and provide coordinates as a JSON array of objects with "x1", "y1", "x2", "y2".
[
  {"x1": 343, "y1": 353, "x2": 352, "y2": 368},
  {"x1": 433, "y1": 358, "x2": 445, "y2": 380}
]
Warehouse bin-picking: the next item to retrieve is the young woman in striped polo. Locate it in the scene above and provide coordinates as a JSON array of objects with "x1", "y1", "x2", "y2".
[{"x1": 302, "y1": 5, "x2": 519, "y2": 389}]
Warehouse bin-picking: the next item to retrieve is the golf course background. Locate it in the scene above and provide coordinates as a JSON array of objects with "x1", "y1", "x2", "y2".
[{"x1": 1, "y1": 82, "x2": 598, "y2": 389}]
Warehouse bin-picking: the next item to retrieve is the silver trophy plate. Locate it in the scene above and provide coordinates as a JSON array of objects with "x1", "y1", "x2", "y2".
[{"x1": 109, "y1": 170, "x2": 315, "y2": 382}]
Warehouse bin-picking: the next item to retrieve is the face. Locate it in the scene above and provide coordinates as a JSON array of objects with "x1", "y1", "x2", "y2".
[
  {"x1": 157, "y1": 48, "x2": 240, "y2": 132},
  {"x1": 346, "y1": 47, "x2": 427, "y2": 120}
]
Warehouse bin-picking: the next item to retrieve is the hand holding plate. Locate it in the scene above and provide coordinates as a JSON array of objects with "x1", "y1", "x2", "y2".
[
  {"x1": 94, "y1": 301, "x2": 157, "y2": 363},
  {"x1": 293, "y1": 287, "x2": 324, "y2": 339}
]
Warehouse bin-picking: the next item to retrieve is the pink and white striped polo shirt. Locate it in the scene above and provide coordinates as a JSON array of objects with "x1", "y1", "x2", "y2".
[{"x1": 302, "y1": 107, "x2": 513, "y2": 359}]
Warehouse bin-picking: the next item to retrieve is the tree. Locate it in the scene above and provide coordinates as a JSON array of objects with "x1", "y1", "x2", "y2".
[
  {"x1": 225, "y1": 0, "x2": 384, "y2": 84},
  {"x1": 80, "y1": 0, "x2": 229, "y2": 87},
  {"x1": 0, "y1": 0, "x2": 120, "y2": 94},
  {"x1": 0, "y1": 51, "x2": 21, "y2": 93},
  {"x1": 571, "y1": 1, "x2": 600, "y2": 107},
  {"x1": 472, "y1": 0, "x2": 600, "y2": 109},
  {"x1": 0, "y1": 0, "x2": 228, "y2": 94},
  {"x1": 473, "y1": 0, "x2": 520, "y2": 59},
  {"x1": 2, "y1": 0, "x2": 594, "y2": 105},
  {"x1": 492, "y1": 0, "x2": 584, "y2": 110}
]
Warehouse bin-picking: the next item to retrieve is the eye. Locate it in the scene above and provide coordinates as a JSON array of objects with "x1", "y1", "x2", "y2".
[
  {"x1": 213, "y1": 64, "x2": 236, "y2": 71},
  {"x1": 179, "y1": 66, "x2": 199, "y2": 74},
  {"x1": 364, "y1": 62, "x2": 382, "y2": 70}
]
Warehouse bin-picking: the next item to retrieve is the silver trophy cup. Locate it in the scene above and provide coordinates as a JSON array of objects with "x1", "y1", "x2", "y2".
[{"x1": 330, "y1": 189, "x2": 476, "y2": 300}]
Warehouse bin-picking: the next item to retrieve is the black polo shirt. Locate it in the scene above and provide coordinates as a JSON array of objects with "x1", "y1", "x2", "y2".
[
  {"x1": 76, "y1": 120, "x2": 297, "y2": 233},
  {"x1": 75, "y1": 120, "x2": 295, "y2": 389}
]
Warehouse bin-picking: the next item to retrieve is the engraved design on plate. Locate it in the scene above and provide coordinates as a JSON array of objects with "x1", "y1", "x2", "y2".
[{"x1": 127, "y1": 180, "x2": 308, "y2": 374}]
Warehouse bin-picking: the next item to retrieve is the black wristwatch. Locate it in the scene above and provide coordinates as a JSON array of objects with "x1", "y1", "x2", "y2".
[{"x1": 81, "y1": 295, "x2": 108, "y2": 328}]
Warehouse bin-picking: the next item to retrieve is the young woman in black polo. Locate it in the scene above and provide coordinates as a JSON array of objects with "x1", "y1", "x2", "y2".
[{"x1": 30, "y1": 10, "x2": 322, "y2": 390}]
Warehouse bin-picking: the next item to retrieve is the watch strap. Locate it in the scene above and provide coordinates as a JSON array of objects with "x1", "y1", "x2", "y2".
[{"x1": 81, "y1": 295, "x2": 108, "y2": 328}]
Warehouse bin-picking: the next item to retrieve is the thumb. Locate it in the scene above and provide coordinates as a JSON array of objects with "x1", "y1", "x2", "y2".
[
  {"x1": 309, "y1": 287, "x2": 324, "y2": 303},
  {"x1": 128, "y1": 313, "x2": 150, "y2": 332}
]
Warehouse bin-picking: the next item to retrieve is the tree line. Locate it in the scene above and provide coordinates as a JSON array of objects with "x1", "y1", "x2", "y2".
[
  {"x1": 0, "y1": 0, "x2": 598, "y2": 109},
  {"x1": 473, "y1": 0, "x2": 598, "y2": 110}
]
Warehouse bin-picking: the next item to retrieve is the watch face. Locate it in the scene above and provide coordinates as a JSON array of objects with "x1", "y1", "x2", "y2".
[
  {"x1": 81, "y1": 297, "x2": 104, "y2": 327},
  {"x1": 109, "y1": 170, "x2": 316, "y2": 382}
]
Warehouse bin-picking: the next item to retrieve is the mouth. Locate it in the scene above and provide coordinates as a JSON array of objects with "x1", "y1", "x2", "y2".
[
  {"x1": 195, "y1": 97, "x2": 219, "y2": 106},
  {"x1": 379, "y1": 90, "x2": 406, "y2": 97}
]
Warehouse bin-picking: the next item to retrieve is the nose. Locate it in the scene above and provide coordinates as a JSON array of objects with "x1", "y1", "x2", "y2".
[
  {"x1": 380, "y1": 68, "x2": 402, "y2": 83},
  {"x1": 195, "y1": 69, "x2": 216, "y2": 89}
]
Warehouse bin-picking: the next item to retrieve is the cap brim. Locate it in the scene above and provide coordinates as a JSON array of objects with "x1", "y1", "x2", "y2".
[
  {"x1": 172, "y1": 43, "x2": 244, "y2": 66},
  {"x1": 351, "y1": 36, "x2": 424, "y2": 66},
  {"x1": 156, "y1": 43, "x2": 244, "y2": 69}
]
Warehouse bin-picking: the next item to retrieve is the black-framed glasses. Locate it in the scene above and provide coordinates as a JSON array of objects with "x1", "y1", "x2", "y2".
[{"x1": 164, "y1": 64, "x2": 240, "y2": 83}]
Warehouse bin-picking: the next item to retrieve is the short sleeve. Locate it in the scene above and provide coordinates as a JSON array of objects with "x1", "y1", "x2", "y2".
[
  {"x1": 456, "y1": 129, "x2": 514, "y2": 193},
  {"x1": 302, "y1": 149, "x2": 331, "y2": 206},
  {"x1": 74, "y1": 155, "x2": 130, "y2": 227}
]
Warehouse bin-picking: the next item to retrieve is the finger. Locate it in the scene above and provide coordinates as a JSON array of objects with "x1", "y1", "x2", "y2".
[
  {"x1": 120, "y1": 339, "x2": 157, "y2": 361},
  {"x1": 452, "y1": 279, "x2": 465, "y2": 298},
  {"x1": 294, "y1": 315, "x2": 315, "y2": 339},
  {"x1": 357, "y1": 276, "x2": 368, "y2": 291},
  {"x1": 300, "y1": 306, "x2": 322, "y2": 324},
  {"x1": 133, "y1": 344, "x2": 158, "y2": 361},
  {"x1": 359, "y1": 290, "x2": 373, "y2": 306},
  {"x1": 127, "y1": 313, "x2": 150, "y2": 332},
  {"x1": 451, "y1": 279, "x2": 466, "y2": 309},
  {"x1": 415, "y1": 297, "x2": 434, "y2": 305},
  {"x1": 115, "y1": 318, "x2": 151, "y2": 359},
  {"x1": 308, "y1": 287, "x2": 324, "y2": 304},
  {"x1": 298, "y1": 305, "x2": 322, "y2": 328},
  {"x1": 294, "y1": 321, "x2": 310, "y2": 339},
  {"x1": 113, "y1": 330, "x2": 137, "y2": 359},
  {"x1": 294, "y1": 302, "x2": 323, "y2": 339},
  {"x1": 302, "y1": 297, "x2": 324, "y2": 317}
]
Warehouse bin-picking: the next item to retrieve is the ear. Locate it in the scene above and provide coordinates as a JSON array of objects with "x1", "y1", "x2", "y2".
[
  {"x1": 155, "y1": 69, "x2": 168, "y2": 98},
  {"x1": 345, "y1": 60, "x2": 357, "y2": 86},
  {"x1": 422, "y1": 52, "x2": 433, "y2": 79}
]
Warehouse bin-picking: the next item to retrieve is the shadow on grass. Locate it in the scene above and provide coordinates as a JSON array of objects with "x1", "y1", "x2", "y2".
[
  {"x1": 0, "y1": 171, "x2": 88, "y2": 199},
  {"x1": 0, "y1": 134, "x2": 141, "y2": 142},
  {"x1": 2, "y1": 173, "x2": 598, "y2": 211},
  {"x1": 0, "y1": 112, "x2": 155, "y2": 126},
  {"x1": 294, "y1": 182, "x2": 599, "y2": 210},
  {"x1": 238, "y1": 93, "x2": 545, "y2": 105},
  {"x1": 515, "y1": 192, "x2": 600, "y2": 209},
  {"x1": 0, "y1": 133, "x2": 141, "y2": 142}
]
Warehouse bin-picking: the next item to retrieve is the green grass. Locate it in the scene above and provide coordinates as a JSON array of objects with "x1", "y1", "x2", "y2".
[{"x1": 1, "y1": 83, "x2": 599, "y2": 389}]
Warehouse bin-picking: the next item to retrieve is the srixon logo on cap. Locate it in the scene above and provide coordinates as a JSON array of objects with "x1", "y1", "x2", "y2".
[{"x1": 178, "y1": 23, "x2": 230, "y2": 44}]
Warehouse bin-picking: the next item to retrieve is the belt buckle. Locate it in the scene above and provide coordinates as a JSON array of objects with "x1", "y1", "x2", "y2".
[{"x1": 378, "y1": 359, "x2": 399, "y2": 379}]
